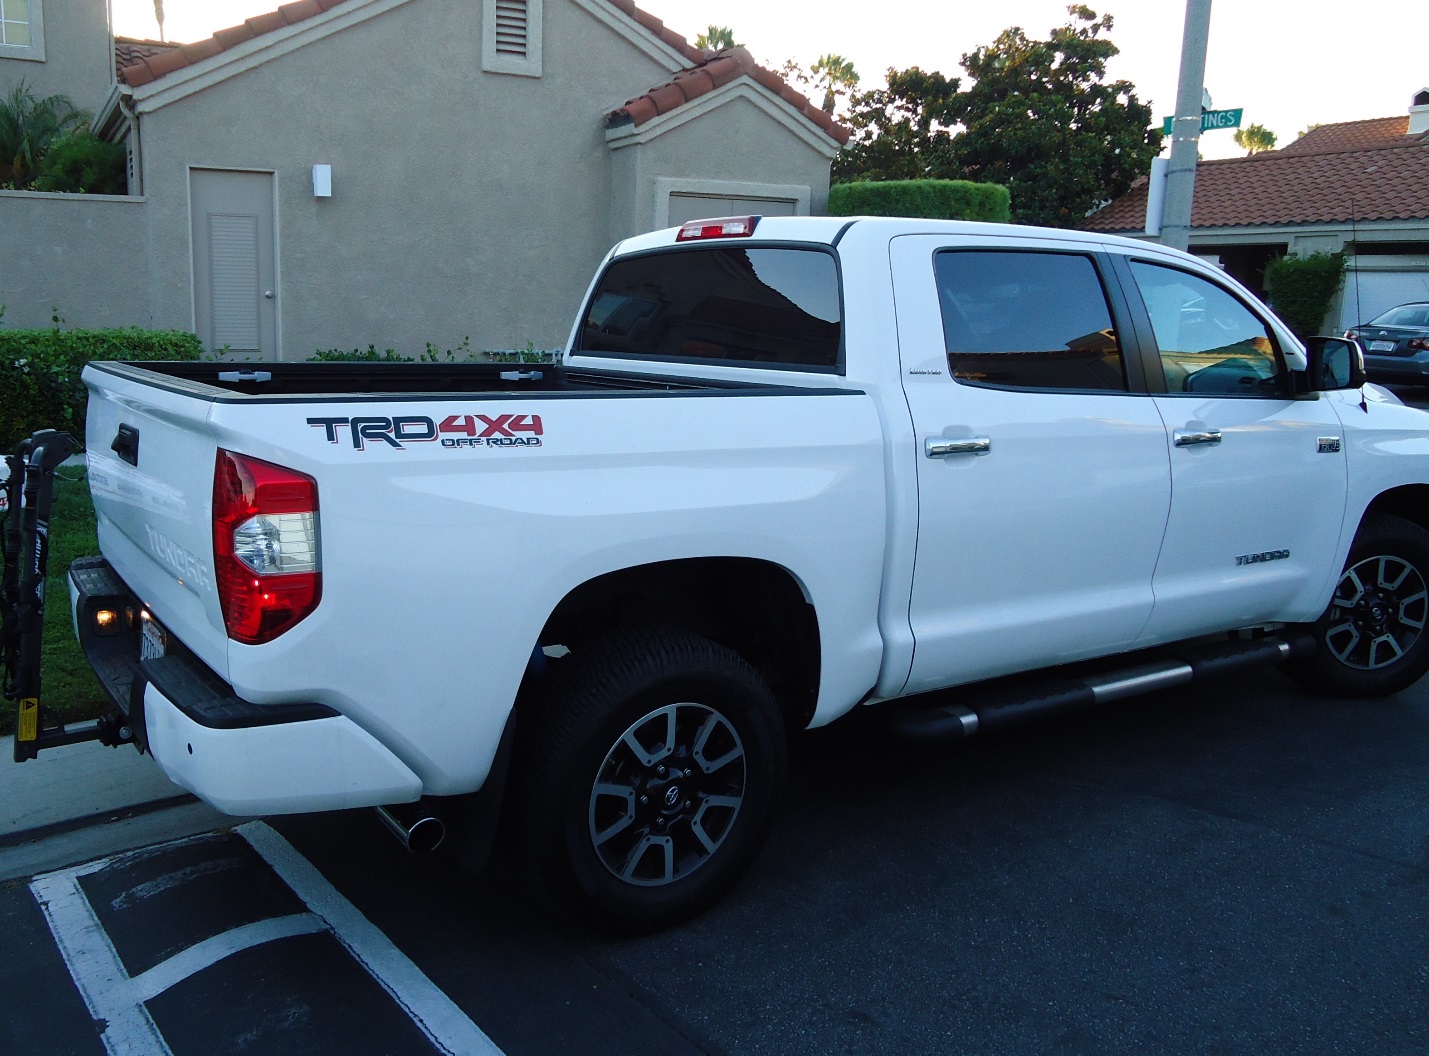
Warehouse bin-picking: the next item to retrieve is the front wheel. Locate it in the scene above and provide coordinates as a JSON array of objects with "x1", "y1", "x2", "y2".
[
  {"x1": 518, "y1": 631, "x2": 786, "y2": 932},
  {"x1": 1288, "y1": 513, "x2": 1429, "y2": 697}
]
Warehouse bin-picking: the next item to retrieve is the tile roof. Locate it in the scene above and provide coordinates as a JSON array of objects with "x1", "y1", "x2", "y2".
[
  {"x1": 1085, "y1": 115, "x2": 1429, "y2": 232},
  {"x1": 117, "y1": 0, "x2": 344, "y2": 86},
  {"x1": 112, "y1": 0, "x2": 849, "y2": 144},
  {"x1": 113, "y1": 36, "x2": 181, "y2": 80},
  {"x1": 606, "y1": 45, "x2": 850, "y2": 145}
]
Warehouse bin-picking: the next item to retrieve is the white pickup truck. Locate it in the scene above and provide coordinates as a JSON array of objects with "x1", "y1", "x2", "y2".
[{"x1": 10, "y1": 216, "x2": 1429, "y2": 930}]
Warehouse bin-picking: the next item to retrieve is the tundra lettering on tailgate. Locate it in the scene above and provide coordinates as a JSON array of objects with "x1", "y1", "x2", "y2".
[{"x1": 307, "y1": 414, "x2": 543, "y2": 451}]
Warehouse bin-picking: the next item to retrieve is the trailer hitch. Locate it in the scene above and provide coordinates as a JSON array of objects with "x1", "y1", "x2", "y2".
[{"x1": 2, "y1": 430, "x2": 127, "y2": 762}]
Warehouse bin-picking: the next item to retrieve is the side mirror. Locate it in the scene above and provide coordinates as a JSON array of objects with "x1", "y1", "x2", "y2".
[{"x1": 1304, "y1": 336, "x2": 1366, "y2": 391}]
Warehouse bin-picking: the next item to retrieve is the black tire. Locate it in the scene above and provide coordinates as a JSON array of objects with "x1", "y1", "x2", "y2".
[
  {"x1": 1288, "y1": 513, "x2": 1429, "y2": 697},
  {"x1": 518, "y1": 631, "x2": 786, "y2": 932}
]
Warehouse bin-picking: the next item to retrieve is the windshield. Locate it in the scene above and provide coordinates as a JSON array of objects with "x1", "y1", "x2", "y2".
[
  {"x1": 576, "y1": 246, "x2": 842, "y2": 370},
  {"x1": 1367, "y1": 304, "x2": 1429, "y2": 328}
]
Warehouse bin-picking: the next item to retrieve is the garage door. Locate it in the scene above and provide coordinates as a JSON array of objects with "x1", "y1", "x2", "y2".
[{"x1": 1338, "y1": 266, "x2": 1429, "y2": 329}]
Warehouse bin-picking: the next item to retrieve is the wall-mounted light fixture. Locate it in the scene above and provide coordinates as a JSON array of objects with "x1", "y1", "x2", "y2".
[{"x1": 312, "y1": 164, "x2": 333, "y2": 198}]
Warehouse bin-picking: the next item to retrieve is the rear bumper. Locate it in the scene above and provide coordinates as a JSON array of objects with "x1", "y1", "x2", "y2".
[{"x1": 70, "y1": 557, "x2": 423, "y2": 815}]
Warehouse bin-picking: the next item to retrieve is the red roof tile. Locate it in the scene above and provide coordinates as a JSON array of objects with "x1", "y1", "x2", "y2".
[
  {"x1": 607, "y1": 46, "x2": 851, "y2": 146},
  {"x1": 112, "y1": 36, "x2": 180, "y2": 80},
  {"x1": 1085, "y1": 115, "x2": 1429, "y2": 232}
]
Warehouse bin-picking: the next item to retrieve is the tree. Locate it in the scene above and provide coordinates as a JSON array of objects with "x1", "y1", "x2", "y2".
[
  {"x1": 945, "y1": 5, "x2": 1160, "y2": 227},
  {"x1": 1233, "y1": 123, "x2": 1276, "y2": 154},
  {"x1": 695, "y1": 25, "x2": 738, "y2": 51},
  {"x1": 833, "y1": 68, "x2": 961, "y2": 183},
  {"x1": 154, "y1": 0, "x2": 166, "y2": 41},
  {"x1": 0, "y1": 81, "x2": 88, "y2": 188},
  {"x1": 835, "y1": 5, "x2": 1162, "y2": 228}
]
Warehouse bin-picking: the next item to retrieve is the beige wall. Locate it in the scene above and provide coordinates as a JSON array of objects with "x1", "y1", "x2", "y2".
[
  {"x1": 132, "y1": 0, "x2": 682, "y2": 359},
  {"x1": 608, "y1": 92, "x2": 833, "y2": 243},
  {"x1": 0, "y1": 0, "x2": 113, "y2": 114},
  {"x1": 10, "y1": 0, "x2": 839, "y2": 359},
  {"x1": 0, "y1": 190, "x2": 148, "y2": 328}
]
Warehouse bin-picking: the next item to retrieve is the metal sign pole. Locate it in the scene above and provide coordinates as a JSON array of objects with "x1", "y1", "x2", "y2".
[{"x1": 1161, "y1": 0, "x2": 1213, "y2": 252}]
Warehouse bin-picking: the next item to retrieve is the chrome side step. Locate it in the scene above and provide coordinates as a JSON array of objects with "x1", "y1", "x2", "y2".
[{"x1": 887, "y1": 633, "x2": 1312, "y2": 743}]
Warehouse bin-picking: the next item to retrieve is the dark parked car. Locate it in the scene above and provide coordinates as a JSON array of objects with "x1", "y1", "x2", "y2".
[{"x1": 1346, "y1": 302, "x2": 1429, "y2": 385}]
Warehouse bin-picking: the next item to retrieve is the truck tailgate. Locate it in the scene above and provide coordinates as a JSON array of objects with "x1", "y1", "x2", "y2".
[{"x1": 82, "y1": 365, "x2": 230, "y2": 679}]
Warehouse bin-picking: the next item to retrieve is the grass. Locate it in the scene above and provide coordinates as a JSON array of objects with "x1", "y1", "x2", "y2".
[{"x1": 1, "y1": 471, "x2": 107, "y2": 738}]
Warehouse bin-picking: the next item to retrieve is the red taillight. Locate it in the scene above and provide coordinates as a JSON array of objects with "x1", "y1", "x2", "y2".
[
  {"x1": 213, "y1": 449, "x2": 320, "y2": 644},
  {"x1": 675, "y1": 215, "x2": 761, "y2": 241},
  {"x1": 1409, "y1": 337, "x2": 1429, "y2": 351}
]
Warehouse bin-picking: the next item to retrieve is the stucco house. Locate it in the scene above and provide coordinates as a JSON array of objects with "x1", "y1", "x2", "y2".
[
  {"x1": 1084, "y1": 91, "x2": 1429, "y2": 332},
  {"x1": 2, "y1": 0, "x2": 847, "y2": 360}
]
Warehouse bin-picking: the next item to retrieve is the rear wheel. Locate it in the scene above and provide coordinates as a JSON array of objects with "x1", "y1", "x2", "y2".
[
  {"x1": 518, "y1": 631, "x2": 786, "y2": 932},
  {"x1": 1288, "y1": 514, "x2": 1429, "y2": 697}
]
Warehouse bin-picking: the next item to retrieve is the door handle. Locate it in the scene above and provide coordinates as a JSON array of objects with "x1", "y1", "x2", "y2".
[
  {"x1": 1173, "y1": 428, "x2": 1222, "y2": 447},
  {"x1": 263, "y1": 290, "x2": 274, "y2": 299},
  {"x1": 926, "y1": 437, "x2": 991, "y2": 458}
]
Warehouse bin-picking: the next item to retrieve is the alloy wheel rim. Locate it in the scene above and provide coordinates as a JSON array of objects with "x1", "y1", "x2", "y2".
[
  {"x1": 1325, "y1": 554, "x2": 1429, "y2": 670},
  {"x1": 588, "y1": 702, "x2": 746, "y2": 887}
]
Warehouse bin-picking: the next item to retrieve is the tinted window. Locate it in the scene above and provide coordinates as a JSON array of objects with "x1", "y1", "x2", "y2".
[
  {"x1": 1130, "y1": 262, "x2": 1285, "y2": 396},
  {"x1": 933, "y1": 250, "x2": 1126, "y2": 391},
  {"x1": 577, "y1": 247, "x2": 841, "y2": 369}
]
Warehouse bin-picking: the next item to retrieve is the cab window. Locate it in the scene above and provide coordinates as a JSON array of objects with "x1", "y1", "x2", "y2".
[
  {"x1": 934, "y1": 251, "x2": 1127, "y2": 392},
  {"x1": 1129, "y1": 262, "x2": 1287, "y2": 396}
]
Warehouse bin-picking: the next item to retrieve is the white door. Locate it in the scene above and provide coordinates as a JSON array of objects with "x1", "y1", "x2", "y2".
[
  {"x1": 892, "y1": 235, "x2": 1173, "y2": 694},
  {"x1": 1122, "y1": 259, "x2": 1349, "y2": 642},
  {"x1": 190, "y1": 169, "x2": 278, "y2": 361}
]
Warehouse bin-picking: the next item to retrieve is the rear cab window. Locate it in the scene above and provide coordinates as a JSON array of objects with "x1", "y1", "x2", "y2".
[{"x1": 575, "y1": 246, "x2": 842, "y2": 371}]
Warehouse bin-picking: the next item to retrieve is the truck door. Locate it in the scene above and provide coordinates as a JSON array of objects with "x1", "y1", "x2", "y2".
[
  {"x1": 1115, "y1": 257, "x2": 1350, "y2": 642},
  {"x1": 890, "y1": 236, "x2": 1172, "y2": 695}
]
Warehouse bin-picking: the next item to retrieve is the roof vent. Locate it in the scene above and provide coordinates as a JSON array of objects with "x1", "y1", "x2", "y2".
[{"x1": 1410, "y1": 87, "x2": 1429, "y2": 135}]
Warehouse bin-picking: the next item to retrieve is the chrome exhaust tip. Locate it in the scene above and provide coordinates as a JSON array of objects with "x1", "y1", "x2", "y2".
[{"x1": 375, "y1": 804, "x2": 445, "y2": 853}]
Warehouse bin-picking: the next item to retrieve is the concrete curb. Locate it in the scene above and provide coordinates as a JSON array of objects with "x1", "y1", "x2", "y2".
[{"x1": 0, "y1": 734, "x2": 188, "y2": 839}]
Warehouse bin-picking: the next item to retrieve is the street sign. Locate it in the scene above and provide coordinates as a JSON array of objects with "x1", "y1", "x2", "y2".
[{"x1": 1161, "y1": 108, "x2": 1243, "y2": 135}]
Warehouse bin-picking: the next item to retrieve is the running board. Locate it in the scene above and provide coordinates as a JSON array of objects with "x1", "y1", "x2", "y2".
[{"x1": 886, "y1": 632, "x2": 1316, "y2": 743}]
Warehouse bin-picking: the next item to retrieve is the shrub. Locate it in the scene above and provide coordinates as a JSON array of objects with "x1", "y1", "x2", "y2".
[
  {"x1": 1264, "y1": 252, "x2": 1348, "y2": 340},
  {"x1": 828, "y1": 179, "x2": 1011, "y2": 222},
  {"x1": 0, "y1": 325, "x2": 203, "y2": 452},
  {"x1": 309, "y1": 338, "x2": 561, "y2": 364},
  {"x1": 35, "y1": 129, "x2": 127, "y2": 195}
]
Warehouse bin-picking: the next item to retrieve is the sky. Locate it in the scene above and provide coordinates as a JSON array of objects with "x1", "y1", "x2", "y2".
[{"x1": 110, "y1": 0, "x2": 1426, "y2": 161}]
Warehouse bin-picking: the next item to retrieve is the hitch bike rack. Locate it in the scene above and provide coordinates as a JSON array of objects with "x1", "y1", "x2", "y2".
[{"x1": 3, "y1": 430, "x2": 129, "y2": 762}]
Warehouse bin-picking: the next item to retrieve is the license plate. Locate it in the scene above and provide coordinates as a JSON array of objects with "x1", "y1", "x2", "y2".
[
  {"x1": 1368, "y1": 340, "x2": 1396, "y2": 352},
  {"x1": 140, "y1": 614, "x2": 168, "y2": 661}
]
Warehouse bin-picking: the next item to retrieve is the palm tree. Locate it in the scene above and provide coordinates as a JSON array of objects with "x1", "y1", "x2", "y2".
[
  {"x1": 811, "y1": 54, "x2": 859, "y2": 115},
  {"x1": 0, "y1": 81, "x2": 88, "y2": 188},
  {"x1": 1233, "y1": 123, "x2": 1277, "y2": 155},
  {"x1": 154, "y1": 0, "x2": 166, "y2": 42},
  {"x1": 695, "y1": 25, "x2": 739, "y2": 51}
]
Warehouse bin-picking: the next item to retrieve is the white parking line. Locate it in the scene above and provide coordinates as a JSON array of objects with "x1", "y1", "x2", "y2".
[
  {"x1": 239, "y1": 821, "x2": 505, "y2": 1056},
  {"x1": 30, "y1": 824, "x2": 506, "y2": 1056},
  {"x1": 30, "y1": 866, "x2": 173, "y2": 1056}
]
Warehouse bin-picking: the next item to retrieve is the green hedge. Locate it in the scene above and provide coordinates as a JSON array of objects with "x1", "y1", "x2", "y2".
[
  {"x1": 1, "y1": 327, "x2": 203, "y2": 452},
  {"x1": 828, "y1": 179, "x2": 1011, "y2": 222},
  {"x1": 1264, "y1": 252, "x2": 1348, "y2": 340}
]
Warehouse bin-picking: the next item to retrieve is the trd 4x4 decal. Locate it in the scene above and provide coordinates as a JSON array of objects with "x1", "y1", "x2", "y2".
[{"x1": 307, "y1": 414, "x2": 544, "y2": 451}]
